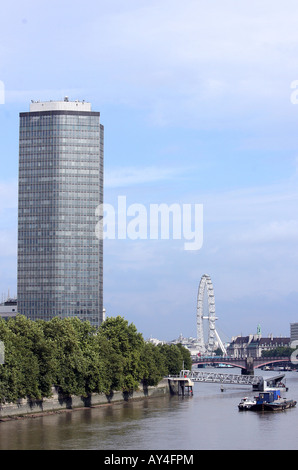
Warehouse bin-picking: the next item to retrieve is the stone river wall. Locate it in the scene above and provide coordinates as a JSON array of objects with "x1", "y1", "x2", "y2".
[{"x1": 0, "y1": 379, "x2": 170, "y2": 420}]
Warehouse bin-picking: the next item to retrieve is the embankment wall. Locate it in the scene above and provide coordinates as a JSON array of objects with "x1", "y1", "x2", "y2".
[{"x1": 0, "y1": 379, "x2": 170, "y2": 420}]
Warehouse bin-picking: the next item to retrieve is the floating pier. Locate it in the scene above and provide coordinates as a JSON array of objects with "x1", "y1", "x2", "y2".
[{"x1": 167, "y1": 376, "x2": 194, "y2": 396}]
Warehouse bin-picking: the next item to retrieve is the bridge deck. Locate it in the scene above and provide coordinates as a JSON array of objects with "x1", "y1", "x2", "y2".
[
  {"x1": 192, "y1": 356, "x2": 290, "y2": 370},
  {"x1": 178, "y1": 370, "x2": 262, "y2": 386}
]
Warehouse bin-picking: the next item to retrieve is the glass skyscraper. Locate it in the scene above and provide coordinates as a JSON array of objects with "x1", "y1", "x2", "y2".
[{"x1": 17, "y1": 98, "x2": 104, "y2": 327}]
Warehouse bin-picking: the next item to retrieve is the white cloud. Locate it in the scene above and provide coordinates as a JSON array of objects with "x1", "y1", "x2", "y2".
[
  {"x1": 73, "y1": 0, "x2": 298, "y2": 128},
  {"x1": 3, "y1": 1, "x2": 298, "y2": 131},
  {"x1": 2, "y1": 0, "x2": 298, "y2": 339},
  {"x1": 234, "y1": 220, "x2": 298, "y2": 244},
  {"x1": 105, "y1": 166, "x2": 184, "y2": 187}
]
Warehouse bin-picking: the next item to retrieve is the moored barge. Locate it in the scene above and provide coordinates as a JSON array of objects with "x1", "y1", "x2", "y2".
[{"x1": 239, "y1": 390, "x2": 296, "y2": 412}]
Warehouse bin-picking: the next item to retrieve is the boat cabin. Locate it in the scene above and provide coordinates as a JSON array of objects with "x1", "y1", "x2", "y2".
[{"x1": 256, "y1": 390, "x2": 281, "y2": 405}]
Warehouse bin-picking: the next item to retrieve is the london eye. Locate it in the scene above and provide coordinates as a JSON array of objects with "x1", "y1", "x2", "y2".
[{"x1": 196, "y1": 274, "x2": 227, "y2": 356}]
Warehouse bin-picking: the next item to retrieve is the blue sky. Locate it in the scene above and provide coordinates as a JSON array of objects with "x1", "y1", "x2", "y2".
[{"x1": 1, "y1": 0, "x2": 298, "y2": 341}]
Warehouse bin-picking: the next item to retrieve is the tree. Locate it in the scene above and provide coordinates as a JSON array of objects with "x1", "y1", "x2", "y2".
[
  {"x1": 140, "y1": 342, "x2": 167, "y2": 386},
  {"x1": 0, "y1": 314, "x2": 191, "y2": 401},
  {"x1": 214, "y1": 347, "x2": 223, "y2": 357},
  {"x1": 98, "y1": 316, "x2": 145, "y2": 392},
  {"x1": 261, "y1": 347, "x2": 294, "y2": 358},
  {"x1": 0, "y1": 315, "x2": 49, "y2": 401},
  {"x1": 157, "y1": 344, "x2": 185, "y2": 375},
  {"x1": 176, "y1": 343, "x2": 192, "y2": 370},
  {"x1": 41, "y1": 317, "x2": 91, "y2": 396}
]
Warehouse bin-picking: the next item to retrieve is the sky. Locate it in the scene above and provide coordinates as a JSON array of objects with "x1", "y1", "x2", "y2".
[{"x1": 1, "y1": 0, "x2": 298, "y2": 342}]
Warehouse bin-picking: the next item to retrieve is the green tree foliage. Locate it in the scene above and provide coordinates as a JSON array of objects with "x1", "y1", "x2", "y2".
[
  {"x1": 157, "y1": 343, "x2": 191, "y2": 375},
  {"x1": 0, "y1": 315, "x2": 192, "y2": 402},
  {"x1": 98, "y1": 316, "x2": 145, "y2": 391},
  {"x1": 261, "y1": 347, "x2": 294, "y2": 358},
  {"x1": 176, "y1": 343, "x2": 192, "y2": 371},
  {"x1": 140, "y1": 342, "x2": 167, "y2": 386},
  {"x1": 0, "y1": 316, "x2": 53, "y2": 401}
]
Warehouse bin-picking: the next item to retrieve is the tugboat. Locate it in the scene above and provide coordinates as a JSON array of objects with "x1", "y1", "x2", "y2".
[
  {"x1": 238, "y1": 390, "x2": 296, "y2": 412},
  {"x1": 238, "y1": 396, "x2": 256, "y2": 410}
]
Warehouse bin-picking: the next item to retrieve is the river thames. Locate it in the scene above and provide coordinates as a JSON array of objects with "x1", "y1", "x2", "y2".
[{"x1": 1, "y1": 368, "x2": 298, "y2": 451}]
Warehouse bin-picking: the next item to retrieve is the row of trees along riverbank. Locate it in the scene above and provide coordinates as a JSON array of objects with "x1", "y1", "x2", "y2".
[{"x1": 0, "y1": 315, "x2": 191, "y2": 403}]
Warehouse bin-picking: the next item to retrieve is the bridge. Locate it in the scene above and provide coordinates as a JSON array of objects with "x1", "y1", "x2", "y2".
[
  {"x1": 167, "y1": 368, "x2": 287, "y2": 395},
  {"x1": 184, "y1": 370, "x2": 262, "y2": 387},
  {"x1": 192, "y1": 356, "x2": 291, "y2": 375}
]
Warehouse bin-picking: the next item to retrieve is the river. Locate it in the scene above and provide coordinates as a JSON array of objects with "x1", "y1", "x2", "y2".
[{"x1": 1, "y1": 368, "x2": 298, "y2": 451}]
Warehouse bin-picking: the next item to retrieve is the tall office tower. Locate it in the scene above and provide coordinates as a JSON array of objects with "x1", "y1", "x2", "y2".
[{"x1": 18, "y1": 98, "x2": 104, "y2": 327}]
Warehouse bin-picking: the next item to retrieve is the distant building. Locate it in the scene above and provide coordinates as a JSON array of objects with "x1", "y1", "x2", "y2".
[
  {"x1": 147, "y1": 337, "x2": 166, "y2": 346},
  {"x1": 0, "y1": 298, "x2": 18, "y2": 320},
  {"x1": 168, "y1": 334, "x2": 204, "y2": 356},
  {"x1": 227, "y1": 334, "x2": 290, "y2": 358},
  {"x1": 290, "y1": 323, "x2": 298, "y2": 345}
]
